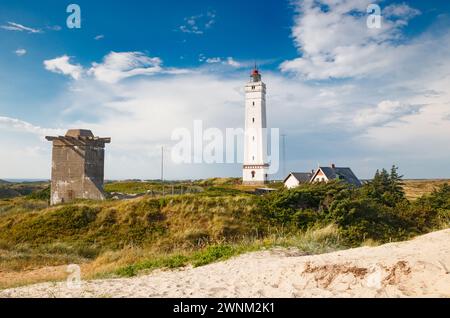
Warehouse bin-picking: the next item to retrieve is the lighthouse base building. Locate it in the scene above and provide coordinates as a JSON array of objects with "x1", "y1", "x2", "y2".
[{"x1": 243, "y1": 164, "x2": 270, "y2": 185}]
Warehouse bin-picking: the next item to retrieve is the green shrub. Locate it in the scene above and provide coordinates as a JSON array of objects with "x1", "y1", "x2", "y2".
[
  {"x1": 27, "y1": 187, "x2": 50, "y2": 201},
  {"x1": 191, "y1": 245, "x2": 236, "y2": 267},
  {"x1": 261, "y1": 181, "x2": 348, "y2": 226}
]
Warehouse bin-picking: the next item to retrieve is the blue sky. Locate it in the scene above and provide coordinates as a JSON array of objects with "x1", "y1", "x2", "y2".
[{"x1": 0, "y1": 0, "x2": 450, "y2": 180}]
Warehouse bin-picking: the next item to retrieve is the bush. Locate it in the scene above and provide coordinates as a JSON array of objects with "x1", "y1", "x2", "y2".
[
  {"x1": 261, "y1": 181, "x2": 348, "y2": 227},
  {"x1": 27, "y1": 187, "x2": 50, "y2": 201},
  {"x1": 408, "y1": 183, "x2": 450, "y2": 230},
  {"x1": 191, "y1": 245, "x2": 236, "y2": 267},
  {"x1": 259, "y1": 174, "x2": 450, "y2": 246},
  {"x1": 327, "y1": 196, "x2": 408, "y2": 245}
]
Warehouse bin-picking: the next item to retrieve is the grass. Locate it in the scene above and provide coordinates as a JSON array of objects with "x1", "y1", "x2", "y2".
[
  {"x1": 104, "y1": 178, "x2": 284, "y2": 196},
  {"x1": 113, "y1": 223, "x2": 343, "y2": 277},
  {"x1": 0, "y1": 181, "x2": 49, "y2": 199},
  {"x1": 403, "y1": 179, "x2": 450, "y2": 200},
  {"x1": 0, "y1": 189, "x2": 343, "y2": 288},
  {"x1": 0, "y1": 178, "x2": 448, "y2": 289},
  {"x1": 0, "y1": 223, "x2": 345, "y2": 289},
  {"x1": 115, "y1": 245, "x2": 240, "y2": 277},
  {"x1": 0, "y1": 192, "x2": 269, "y2": 288}
]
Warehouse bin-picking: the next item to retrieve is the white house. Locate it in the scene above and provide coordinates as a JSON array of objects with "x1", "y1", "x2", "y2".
[
  {"x1": 284, "y1": 164, "x2": 362, "y2": 188},
  {"x1": 310, "y1": 164, "x2": 362, "y2": 186},
  {"x1": 283, "y1": 172, "x2": 313, "y2": 189}
]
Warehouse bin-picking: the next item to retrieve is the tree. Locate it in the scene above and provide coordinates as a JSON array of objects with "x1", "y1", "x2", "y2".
[
  {"x1": 363, "y1": 165, "x2": 406, "y2": 207},
  {"x1": 389, "y1": 165, "x2": 405, "y2": 203}
]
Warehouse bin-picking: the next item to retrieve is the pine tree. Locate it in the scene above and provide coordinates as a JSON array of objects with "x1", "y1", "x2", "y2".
[
  {"x1": 364, "y1": 166, "x2": 405, "y2": 206},
  {"x1": 389, "y1": 165, "x2": 405, "y2": 202}
]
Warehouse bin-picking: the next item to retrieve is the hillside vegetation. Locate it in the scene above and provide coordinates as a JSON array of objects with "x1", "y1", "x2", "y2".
[
  {"x1": 0, "y1": 168, "x2": 449, "y2": 289},
  {"x1": 0, "y1": 181, "x2": 49, "y2": 200},
  {"x1": 403, "y1": 179, "x2": 450, "y2": 200}
]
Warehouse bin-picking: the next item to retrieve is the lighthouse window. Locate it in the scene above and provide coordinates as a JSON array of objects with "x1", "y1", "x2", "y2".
[
  {"x1": 252, "y1": 86, "x2": 255, "y2": 90},
  {"x1": 253, "y1": 136, "x2": 255, "y2": 141},
  {"x1": 251, "y1": 171, "x2": 255, "y2": 178},
  {"x1": 252, "y1": 101, "x2": 255, "y2": 106},
  {"x1": 252, "y1": 118, "x2": 255, "y2": 123}
]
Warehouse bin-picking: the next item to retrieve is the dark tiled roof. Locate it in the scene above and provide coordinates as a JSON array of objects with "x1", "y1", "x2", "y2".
[
  {"x1": 319, "y1": 167, "x2": 362, "y2": 186},
  {"x1": 284, "y1": 172, "x2": 313, "y2": 183}
]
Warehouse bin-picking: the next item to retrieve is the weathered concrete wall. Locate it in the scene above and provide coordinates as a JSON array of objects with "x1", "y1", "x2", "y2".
[{"x1": 46, "y1": 130, "x2": 110, "y2": 205}]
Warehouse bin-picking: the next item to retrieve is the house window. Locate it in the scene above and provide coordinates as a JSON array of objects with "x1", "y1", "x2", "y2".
[
  {"x1": 251, "y1": 171, "x2": 255, "y2": 178},
  {"x1": 252, "y1": 86, "x2": 255, "y2": 90}
]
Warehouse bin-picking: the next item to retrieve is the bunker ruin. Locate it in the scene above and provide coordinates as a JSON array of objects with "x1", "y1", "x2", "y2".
[{"x1": 45, "y1": 129, "x2": 111, "y2": 205}]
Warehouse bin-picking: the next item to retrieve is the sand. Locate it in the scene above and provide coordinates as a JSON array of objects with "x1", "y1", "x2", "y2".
[{"x1": 1, "y1": 229, "x2": 449, "y2": 298}]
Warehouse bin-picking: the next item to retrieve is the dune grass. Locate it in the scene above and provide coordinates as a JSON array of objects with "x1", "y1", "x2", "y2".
[
  {"x1": 93, "y1": 224, "x2": 343, "y2": 279},
  {"x1": 0, "y1": 178, "x2": 448, "y2": 290},
  {"x1": 402, "y1": 179, "x2": 450, "y2": 200},
  {"x1": 0, "y1": 189, "x2": 343, "y2": 288}
]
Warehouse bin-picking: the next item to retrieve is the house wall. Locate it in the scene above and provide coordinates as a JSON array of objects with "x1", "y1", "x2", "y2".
[
  {"x1": 284, "y1": 175, "x2": 300, "y2": 189},
  {"x1": 312, "y1": 170, "x2": 329, "y2": 183}
]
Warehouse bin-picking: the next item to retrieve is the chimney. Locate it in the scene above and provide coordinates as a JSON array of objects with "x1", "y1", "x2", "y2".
[{"x1": 331, "y1": 163, "x2": 336, "y2": 169}]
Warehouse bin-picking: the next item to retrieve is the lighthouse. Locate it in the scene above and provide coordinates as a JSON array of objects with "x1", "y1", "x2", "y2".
[{"x1": 243, "y1": 67, "x2": 269, "y2": 184}]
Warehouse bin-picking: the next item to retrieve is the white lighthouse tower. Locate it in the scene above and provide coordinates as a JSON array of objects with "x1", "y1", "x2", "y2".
[{"x1": 243, "y1": 67, "x2": 269, "y2": 184}]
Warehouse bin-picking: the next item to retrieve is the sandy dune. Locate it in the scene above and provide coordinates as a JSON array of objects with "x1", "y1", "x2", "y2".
[{"x1": 1, "y1": 229, "x2": 449, "y2": 298}]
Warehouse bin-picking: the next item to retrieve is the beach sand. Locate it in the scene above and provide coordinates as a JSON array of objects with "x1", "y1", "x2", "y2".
[{"x1": 1, "y1": 229, "x2": 449, "y2": 298}]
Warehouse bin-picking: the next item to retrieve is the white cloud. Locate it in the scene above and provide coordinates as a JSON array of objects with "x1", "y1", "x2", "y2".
[
  {"x1": 46, "y1": 25, "x2": 62, "y2": 31},
  {"x1": 275, "y1": 0, "x2": 450, "y2": 178},
  {"x1": 0, "y1": 117, "x2": 63, "y2": 179},
  {"x1": 1, "y1": 21, "x2": 42, "y2": 33},
  {"x1": 88, "y1": 52, "x2": 164, "y2": 83},
  {"x1": 179, "y1": 11, "x2": 216, "y2": 35},
  {"x1": 94, "y1": 34, "x2": 104, "y2": 40},
  {"x1": 206, "y1": 57, "x2": 222, "y2": 64},
  {"x1": 202, "y1": 56, "x2": 243, "y2": 68},
  {"x1": 280, "y1": 0, "x2": 421, "y2": 79},
  {"x1": 0, "y1": 116, "x2": 63, "y2": 137},
  {"x1": 226, "y1": 57, "x2": 241, "y2": 68},
  {"x1": 44, "y1": 55, "x2": 84, "y2": 80},
  {"x1": 352, "y1": 100, "x2": 420, "y2": 127},
  {"x1": 43, "y1": 51, "x2": 189, "y2": 84},
  {"x1": 14, "y1": 48, "x2": 27, "y2": 56},
  {"x1": 5, "y1": 50, "x2": 450, "y2": 180},
  {"x1": 384, "y1": 3, "x2": 421, "y2": 20}
]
